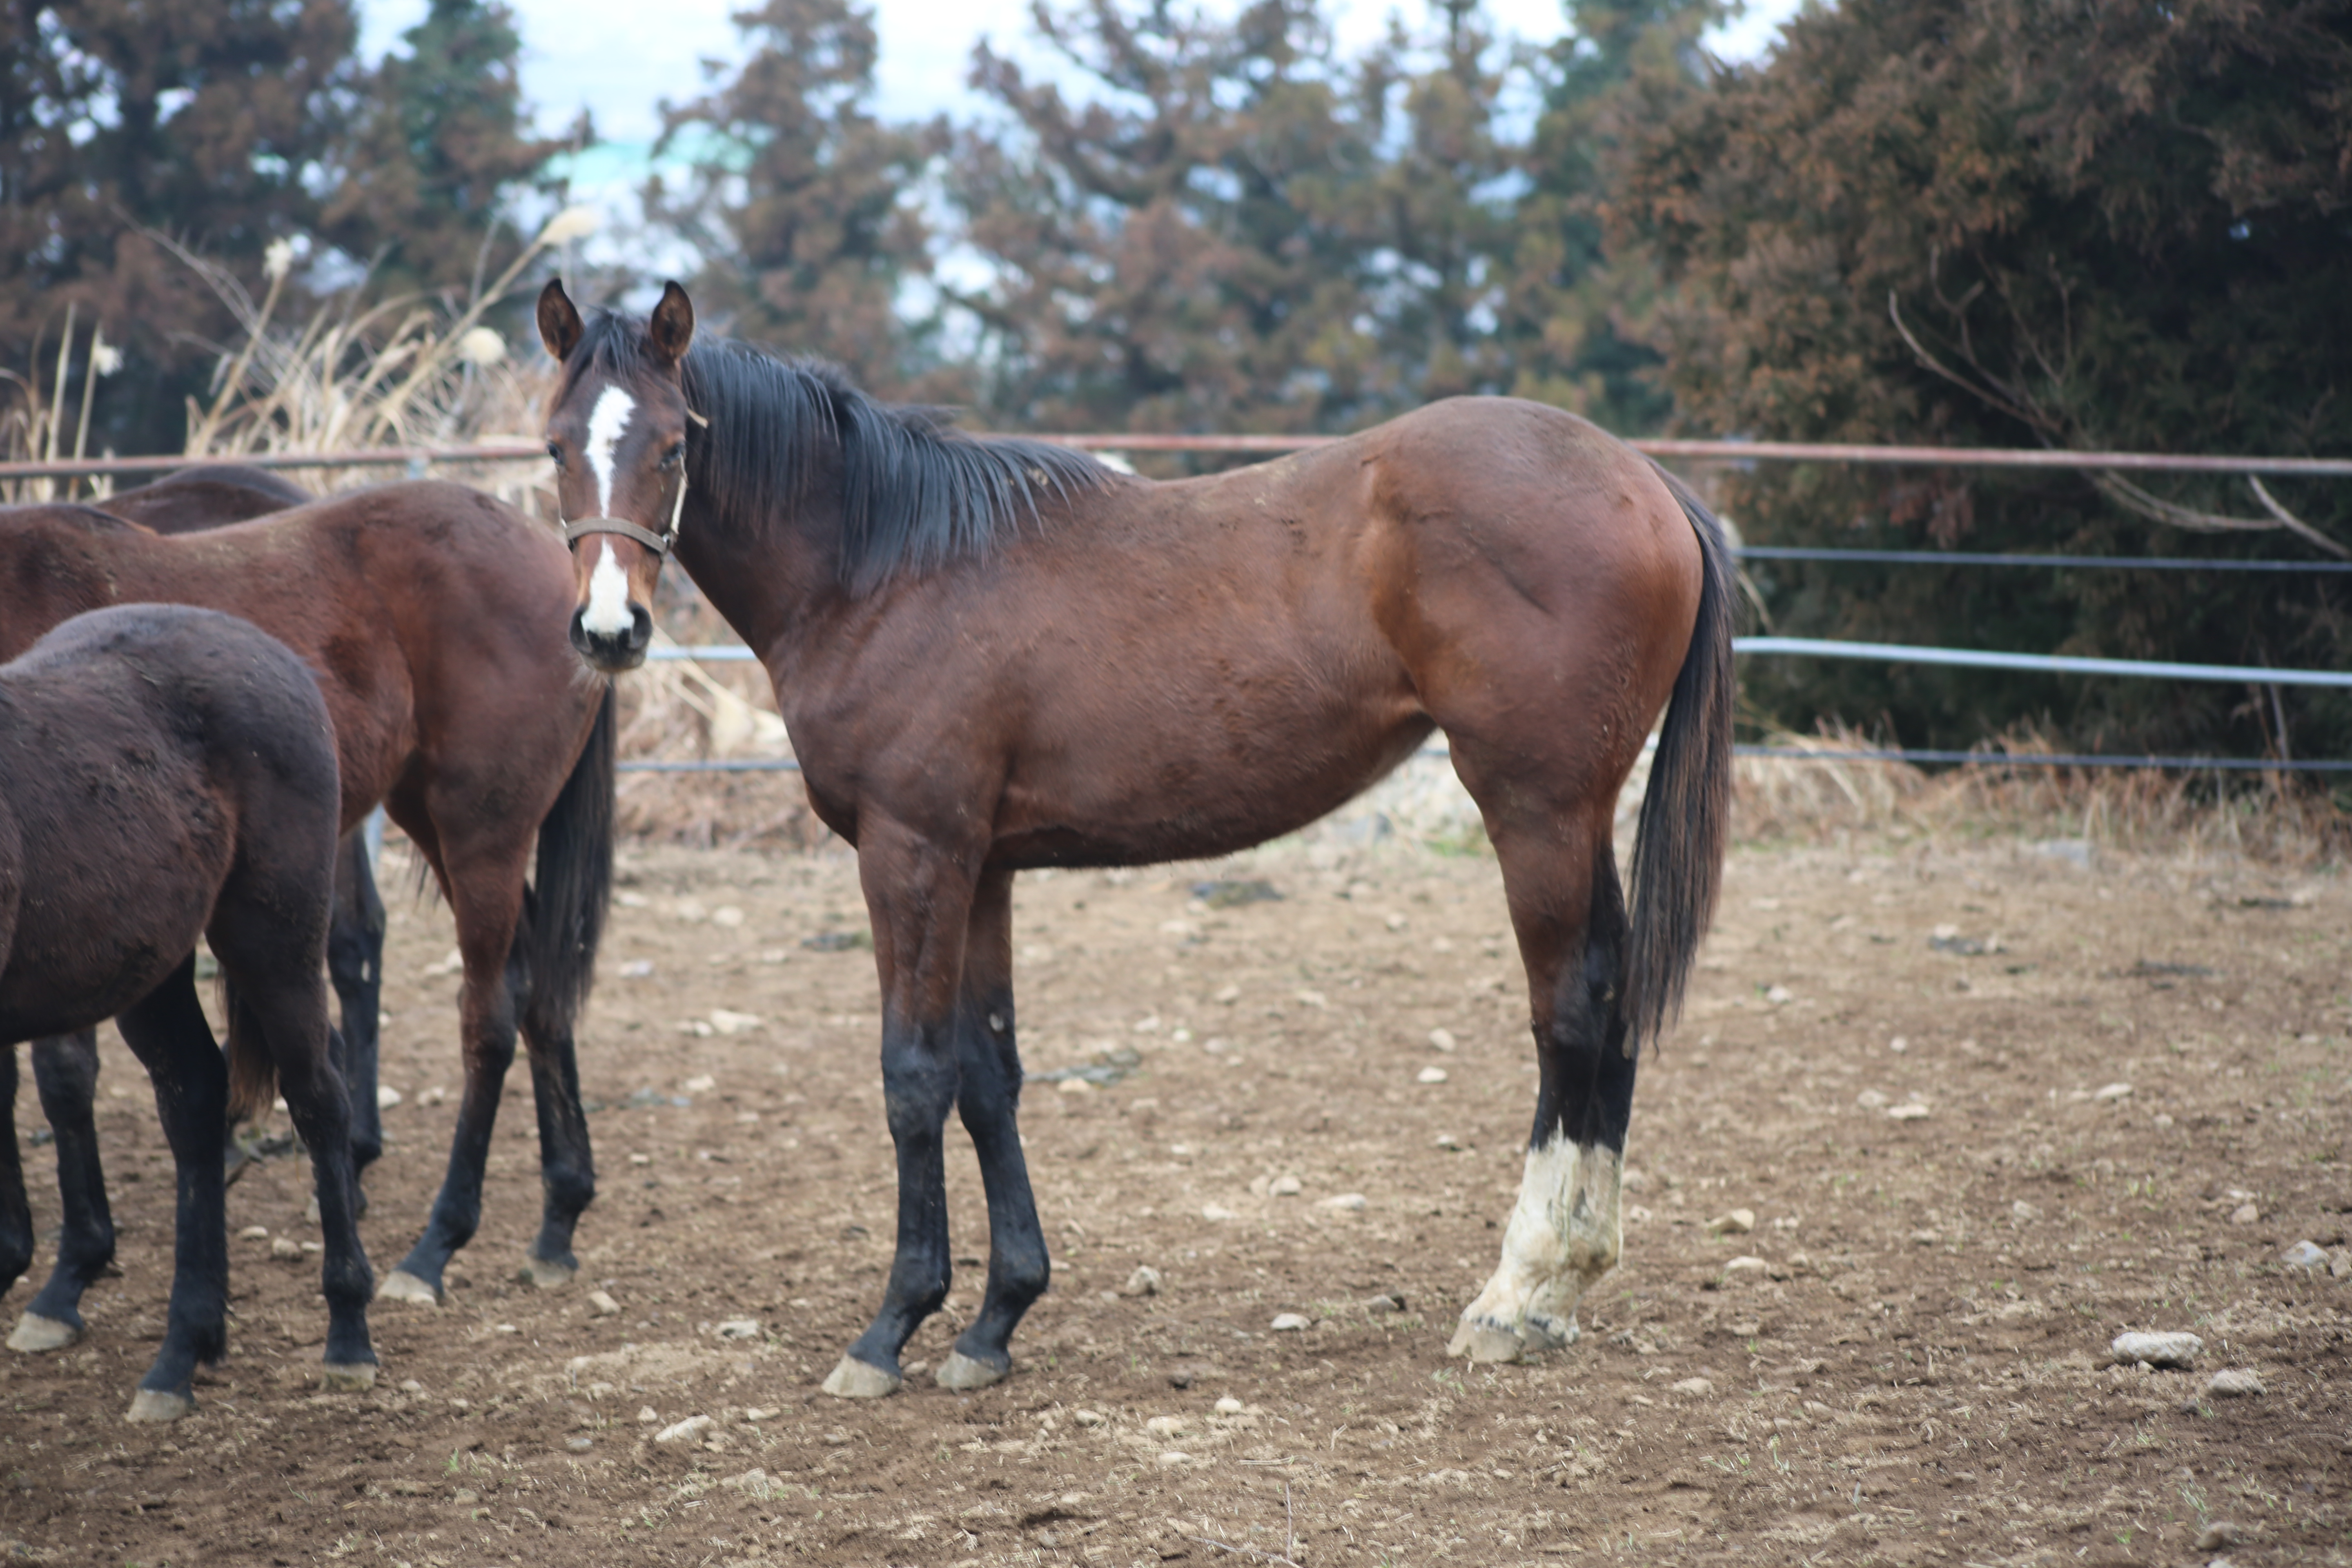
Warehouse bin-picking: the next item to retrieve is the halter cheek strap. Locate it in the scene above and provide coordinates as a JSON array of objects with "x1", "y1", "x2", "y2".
[{"x1": 557, "y1": 408, "x2": 706, "y2": 558}]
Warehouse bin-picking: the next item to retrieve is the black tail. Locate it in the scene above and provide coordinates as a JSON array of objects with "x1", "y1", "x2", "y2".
[
  {"x1": 1624, "y1": 468, "x2": 1737, "y2": 1056},
  {"x1": 520, "y1": 684, "x2": 616, "y2": 1043},
  {"x1": 220, "y1": 977, "x2": 276, "y2": 1123}
]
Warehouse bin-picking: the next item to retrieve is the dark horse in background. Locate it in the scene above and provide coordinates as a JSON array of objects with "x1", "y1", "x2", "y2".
[
  {"x1": 0, "y1": 604, "x2": 371, "y2": 1419},
  {"x1": 7, "y1": 467, "x2": 391, "y2": 1355},
  {"x1": 535, "y1": 279, "x2": 1733, "y2": 1397},
  {"x1": 0, "y1": 479, "x2": 615, "y2": 1358}
]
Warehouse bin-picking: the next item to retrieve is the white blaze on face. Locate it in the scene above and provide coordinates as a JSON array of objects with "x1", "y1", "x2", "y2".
[
  {"x1": 580, "y1": 540, "x2": 635, "y2": 637},
  {"x1": 584, "y1": 383, "x2": 638, "y2": 516},
  {"x1": 1448, "y1": 1133, "x2": 1625, "y2": 1361}
]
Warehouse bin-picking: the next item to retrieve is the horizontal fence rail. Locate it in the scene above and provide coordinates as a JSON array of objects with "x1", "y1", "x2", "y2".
[
  {"x1": 1734, "y1": 636, "x2": 2352, "y2": 688},
  {"x1": 1735, "y1": 546, "x2": 2352, "y2": 573},
  {"x1": 6, "y1": 435, "x2": 2352, "y2": 482}
]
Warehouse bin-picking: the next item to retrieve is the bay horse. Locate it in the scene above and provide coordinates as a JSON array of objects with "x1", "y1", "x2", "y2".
[
  {"x1": 0, "y1": 604, "x2": 371, "y2": 1418},
  {"x1": 0, "y1": 481, "x2": 615, "y2": 1358},
  {"x1": 535, "y1": 279, "x2": 1733, "y2": 1397}
]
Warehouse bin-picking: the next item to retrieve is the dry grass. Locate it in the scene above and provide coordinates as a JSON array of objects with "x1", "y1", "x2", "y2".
[{"x1": 1732, "y1": 721, "x2": 2348, "y2": 865}]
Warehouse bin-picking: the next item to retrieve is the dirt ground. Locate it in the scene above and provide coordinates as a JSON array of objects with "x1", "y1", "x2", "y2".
[{"x1": 2, "y1": 814, "x2": 2347, "y2": 1568}]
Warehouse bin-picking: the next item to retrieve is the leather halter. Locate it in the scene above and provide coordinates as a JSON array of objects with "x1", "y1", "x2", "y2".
[{"x1": 557, "y1": 407, "x2": 707, "y2": 559}]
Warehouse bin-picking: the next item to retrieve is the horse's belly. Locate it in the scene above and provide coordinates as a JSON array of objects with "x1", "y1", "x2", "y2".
[{"x1": 992, "y1": 713, "x2": 1435, "y2": 870}]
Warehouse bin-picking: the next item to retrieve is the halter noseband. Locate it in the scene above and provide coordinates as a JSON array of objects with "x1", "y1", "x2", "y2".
[{"x1": 557, "y1": 407, "x2": 707, "y2": 559}]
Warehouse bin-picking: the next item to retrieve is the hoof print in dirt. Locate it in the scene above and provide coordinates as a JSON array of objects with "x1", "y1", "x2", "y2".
[{"x1": 821, "y1": 1355, "x2": 902, "y2": 1399}]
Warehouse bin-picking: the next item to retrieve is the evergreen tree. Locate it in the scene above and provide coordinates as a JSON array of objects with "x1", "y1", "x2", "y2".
[
  {"x1": 949, "y1": 0, "x2": 1394, "y2": 438},
  {"x1": 1620, "y1": 0, "x2": 2352, "y2": 764},
  {"x1": 0, "y1": 0, "x2": 361, "y2": 452},
  {"x1": 321, "y1": 0, "x2": 572, "y2": 301},
  {"x1": 653, "y1": 0, "x2": 942, "y2": 392},
  {"x1": 1504, "y1": 0, "x2": 1719, "y2": 432}
]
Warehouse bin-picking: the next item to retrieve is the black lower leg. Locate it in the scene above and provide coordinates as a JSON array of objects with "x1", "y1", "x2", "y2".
[
  {"x1": 948, "y1": 985, "x2": 1048, "y2": 1376},
  {"x1": 391, "y1": 967, "x2": 519, "y2": 1298},
  {"x1": 523, "y1": 1032, "x2": 595, "y2": 1278},
  {"x1": 843, "y1": 1029, "x2": 958, "y2": 1376},
  {"x1": 115, "y1": 963, "x2": 229, "y2": 1409},
  {"x1": 0, "y1": 1045, "x2": 32, "y2": 1295},
  {"x1": 271, "y1": 1030, "x2": 375, "y2": 1377},
  {"x1": 327, "y1": 831, "x2": 387, "y2": 1180},
  {"x1": 23, "y1": 1031, "x2": 116, "y2": 1334}
]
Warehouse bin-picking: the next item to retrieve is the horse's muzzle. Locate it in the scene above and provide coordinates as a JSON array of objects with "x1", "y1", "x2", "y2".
[{"x1": 569, "y1": 603, "x2": 653, "y2": 673}]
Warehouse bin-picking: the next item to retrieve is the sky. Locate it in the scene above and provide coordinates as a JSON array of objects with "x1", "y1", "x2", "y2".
[{"x1": 359, "y1": 0, "x2": 1807, "y2": 148}]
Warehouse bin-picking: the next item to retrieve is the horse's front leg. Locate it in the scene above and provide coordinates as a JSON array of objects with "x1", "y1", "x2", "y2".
[
  {"x1": 822, "y1": 825, "x2": 976, "y2": 1400},
  {"x1": 935, "y1": 868, "x2": 1049, "y2": 1392},
  {"x1": 327, "y1": 823, "x2": 388, "y2": 1187}
]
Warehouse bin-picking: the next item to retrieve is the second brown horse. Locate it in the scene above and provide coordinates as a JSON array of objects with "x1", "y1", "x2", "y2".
[{"x1": 0, "y1": 480, "x2": 615, "y2": 1352}]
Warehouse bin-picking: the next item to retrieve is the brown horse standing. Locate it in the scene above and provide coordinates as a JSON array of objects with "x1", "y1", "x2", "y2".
[
  {"x1": 0, "y1": 483, "x2": 614, "y2": 1353},
  {"x1": 535, "y1": 280, "x2": 1733, "y2": 1397}
]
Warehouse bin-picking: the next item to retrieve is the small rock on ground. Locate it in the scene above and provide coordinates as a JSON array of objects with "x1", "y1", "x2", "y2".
[
  {"x1": 1270, "y1": 1313, "x2": 1312, "y2": 1332},
  {"x1": 1670, "y1": 1377, "x2": 1713, "y2": 1396},
  {"x1": 588, "y1": 1290, "x2": 621, "y2": 1316},
  {"x1": 1320, "y1": 1192, "x2": 1368, "y2": 1212},
  {"x1": 2280, "y1": 1240, "x2": 2326, "y2": 1269},
  {"x1": 2196, "y1": 1522, "x2": 2244, "y2": 1551},
  {"x1": 1707, "y1": 1209, "x2": 1756, "y2": 1234},
  {"x1": 2205, "y1": 1369, "x2": 2265, "y2": 1398},
  {"x1": 2110, "y1": 1331, "x2": 2202, "y2": 1368},
  {"x1": 655, "y1": 1414, "x2": 715, "y2": 1444},
  {"x1": 1123, "y1": 1265, "x2": 1164, "y2": 1296}
]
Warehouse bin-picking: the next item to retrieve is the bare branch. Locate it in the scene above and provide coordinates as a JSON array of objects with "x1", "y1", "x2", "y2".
[
  {"x1": 2247, "y1": 475, "x2": 2352, "y2": 559},
  {"x1": 1886, "y1": 293, "x2": 2050, "y2": 434}
]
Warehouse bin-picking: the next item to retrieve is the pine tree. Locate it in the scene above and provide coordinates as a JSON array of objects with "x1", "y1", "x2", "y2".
[
  {"x1": 0, "y1": 0, "x2": 361, "y2": 452},
  {"x1": 653, "y1": 0, "x2": 942, "y2": 392},
  {"x1": 321, "y1": 0, "x2": 571, "y2": 301},
  {"x1": 949, "y1": 0, "x2": 1389, "y2": 439}
]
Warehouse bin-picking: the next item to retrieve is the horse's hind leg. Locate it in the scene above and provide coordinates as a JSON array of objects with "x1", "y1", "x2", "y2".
[
  {"x1": 517, "y1": 933, "x2": 595, "y2": 1290},
  {"x1": 1448, "y1": 814, "x2": 1637, "y2": 1363},
  {"x1": 0, "y1": 1045, "x2": 31, "y2": 1301},
  {"x1": 11, "y1": 1031, "x2": 117, "y2": 1351},
  {"x1": 935, "y1": 869, "x2": 1049, "y2": 1392},
  {"x1": 223, "y1": 982, "x2": 376, "y2": 1388},
  {"x1": 112, "y1": 958, "x2": 229, "y2": 1421},
  {"x1": 327, "y1": 825, "x2": 388, "y2": 1187}
]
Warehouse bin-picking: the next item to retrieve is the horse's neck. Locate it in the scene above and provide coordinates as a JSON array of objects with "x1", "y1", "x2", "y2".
[{"x1": 672, "y1": 494, "x2": 836, "y2": 671}]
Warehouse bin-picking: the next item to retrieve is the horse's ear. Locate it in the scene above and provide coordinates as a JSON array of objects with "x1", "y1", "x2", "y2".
[
  {"x1": 648, "y1": 281, "x2": 695, "y2": 368},
  {"x1": 538, "y1": 279, "x2": 584, "y2": 363}
]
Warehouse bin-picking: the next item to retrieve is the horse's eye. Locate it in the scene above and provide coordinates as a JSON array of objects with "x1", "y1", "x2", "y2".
[
  {"x1": 546, "y1": 440, "x2": 565, "y2": 468},
  {"x1": 659, "y1": 442, "x2": 685, "y2": 471}
]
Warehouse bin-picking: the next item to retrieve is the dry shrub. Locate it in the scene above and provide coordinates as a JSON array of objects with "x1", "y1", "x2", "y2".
[{"x1": 1734, "y1": 721, "x2": 2348, "y2": 864}]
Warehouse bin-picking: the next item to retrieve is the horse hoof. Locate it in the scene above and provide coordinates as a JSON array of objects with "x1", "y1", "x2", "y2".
[
  {"x1": 126, "y1": 1388, "x2": 195, "y2": 1423},
  {"x1": 1446, "y1": 1319, "x2": 1526, "y2": 1364},
  {"x1": 934, "y1": 1350, "x2": 1009, "y2": 1392},
  {"x1": 1519, "y1": 1313, "x2": 1579, "y2": 1354},
  {"x1": 7, "y1": 1313, "x2": 80, "y2": 1354},
  {"x1": 375, "y1": 1270, "x2": 443, "y2": 1306},
  {"x1": 820, "y1": 1355, "x2": 902, "y2": 1399},
  {"x1": 321, "y1": 1361, "x2": 378, "y2": 1392},
  {"x1": 517, "y1": 1257, "x2": 575, "y2": 1291}
]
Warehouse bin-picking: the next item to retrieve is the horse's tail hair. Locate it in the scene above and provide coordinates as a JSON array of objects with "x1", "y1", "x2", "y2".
[
  {"x1": 221, "y1": 976, "x2": 278, "y2": 1123},
  {"x1": 1623, "y1": 466, "x2": 1737, "y2": 1056},
  {"x1": 520, "y1": 682, "x2": 616, "y2": 1045}
]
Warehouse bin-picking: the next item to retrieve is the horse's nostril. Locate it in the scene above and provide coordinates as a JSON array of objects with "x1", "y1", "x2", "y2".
[{"x1": 629, "y1": 604, "x2": 653, "y2": 649}]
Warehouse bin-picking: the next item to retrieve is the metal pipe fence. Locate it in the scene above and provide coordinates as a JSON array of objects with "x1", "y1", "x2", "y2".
[{"x1": 9, "y1": 434, "x2": 2336, "y2": 777}]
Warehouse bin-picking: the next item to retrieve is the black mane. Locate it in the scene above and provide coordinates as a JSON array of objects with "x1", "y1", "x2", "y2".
[{"x1": 571, "y1": 311, "x2": 1112, "y2": 592}]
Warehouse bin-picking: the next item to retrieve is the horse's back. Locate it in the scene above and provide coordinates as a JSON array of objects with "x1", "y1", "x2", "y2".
[
  {"x1": 0, "y1": 606, "x2": 338, "y2": 1039},
  {"x1": 104, "y1": 464, "x2": 313, "y2": 534}
]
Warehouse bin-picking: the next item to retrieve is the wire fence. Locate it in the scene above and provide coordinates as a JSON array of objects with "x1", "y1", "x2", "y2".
[{"x1": 13, "y1": 436, "x2": 2339, "y2": 778}]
